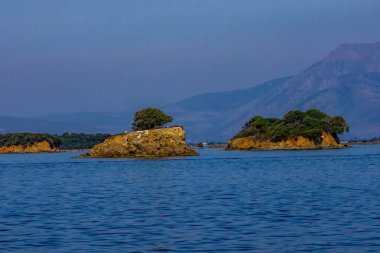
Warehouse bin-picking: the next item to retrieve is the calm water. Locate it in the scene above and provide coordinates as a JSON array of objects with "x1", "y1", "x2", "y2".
[{"x1": 1, "y1": 146, "x2": 380, "y2": 252}]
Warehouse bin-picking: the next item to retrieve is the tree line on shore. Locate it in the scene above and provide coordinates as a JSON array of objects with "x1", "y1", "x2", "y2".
[
  {"x1": 0, "y1": 108, "x2": 350, "y2": 149},
  {"x1": 0, "y1": 133, "x2": 111, "y2": 150}
]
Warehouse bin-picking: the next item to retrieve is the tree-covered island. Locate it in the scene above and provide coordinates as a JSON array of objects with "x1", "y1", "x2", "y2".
[
  {"x1": 0, "y1": 133, "x2": 61, "y2": 153},
  {"x1": 0, "y1": 133, "x2": 60, "y2": 148},
  {"x1": 0, "y1": 133, "x2": 111, "y2": 152},
  {"x1": 228, "y1": 109, "x2": 349, "y2": 150}
]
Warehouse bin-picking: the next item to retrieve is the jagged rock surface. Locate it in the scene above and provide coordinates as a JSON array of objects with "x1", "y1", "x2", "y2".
[
  {"x1": 84, "y1": 126, "x2": 198, "y2": 158},
  {"x1": 227, "y1": 132, "x2": 343, "y2": 150},
  {"x1": 0, "y1": 141, "x2": 59, "y2": 153}
]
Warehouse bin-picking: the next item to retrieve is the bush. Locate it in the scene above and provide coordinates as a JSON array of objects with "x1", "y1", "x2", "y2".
[
  {"x1": 132, "y1": 108, "x2": 173, "y2": 131},
  {"x1": 305, "y1": 109, "x2": 328, "y2": 120},
  {"x1": 269, "y1": 124, "x2": 290, "y2": 142},
  {"x1": 327, "y1": 116, "x2": 349, "y2": 134},
  {"x1": 302, "y1": 116, "x2": 323, "y2": 129},
  {"x1": 283, "y1": 110, "x2": 306, "y2": 126},
  {"x1": 298, "y1": 128, "x2": 323, "y2": 144}
]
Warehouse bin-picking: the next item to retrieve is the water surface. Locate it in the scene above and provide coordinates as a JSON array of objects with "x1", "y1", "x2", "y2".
[{"x1": 1, "y1": 146, "x2": 380, "y2": 252}]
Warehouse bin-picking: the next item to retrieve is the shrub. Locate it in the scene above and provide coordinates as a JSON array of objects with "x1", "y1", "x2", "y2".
[
  {"x1": 302, "y1": 116, "x2": 323, "y2": 129},
  {"x1": 298, "y1": 128, "x2": 323, "y2": 144},
  {"x1": 269, "y1": 124, "x2": 290, "y2": 142},
  {"x1": 283, "y1": 110, "x2": 306, "y2": 126},
  {"x1": 327, "y1": 116, "x2": 349, "y2": 134},
  {"x1": 305, "y1": 109, "x2": 328, "y2": 120}
]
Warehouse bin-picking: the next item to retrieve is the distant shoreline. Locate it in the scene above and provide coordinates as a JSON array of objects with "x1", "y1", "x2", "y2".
[
  {"x1": 60, "y1": 149, "x2": 91, "y2": 152},
  {"x1": 348, "y1": 141, "x2": 380, "y2": 145}
]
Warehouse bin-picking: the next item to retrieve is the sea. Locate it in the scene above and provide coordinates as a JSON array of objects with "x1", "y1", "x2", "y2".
[{"x1": 1, "y1": 145, "x2": 379, "y2": 252}]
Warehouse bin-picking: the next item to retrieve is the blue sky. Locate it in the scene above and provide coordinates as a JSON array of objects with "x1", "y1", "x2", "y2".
[{"x1": 0, "y1": 0, "x2": 379, "y2": 116}]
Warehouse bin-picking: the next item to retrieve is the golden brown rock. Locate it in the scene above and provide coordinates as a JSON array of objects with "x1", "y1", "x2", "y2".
[
  {"x1": 227, "y1": 131, "x2": 343, "y2": 150},
  {"x1": 83, "y1": 126, "x2": 198, "y2": 158},
  {"x1": 0, "y1": 141, "x2": 60, "y2": 153}
]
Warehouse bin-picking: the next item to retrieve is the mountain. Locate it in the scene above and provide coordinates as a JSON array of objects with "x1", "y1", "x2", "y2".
[
  {"x1": 166, "y1": 42, "x2": 380, "y2": 141},
  {"x1": 2, "y1": 42, "x2": 379, "y2": 141}
]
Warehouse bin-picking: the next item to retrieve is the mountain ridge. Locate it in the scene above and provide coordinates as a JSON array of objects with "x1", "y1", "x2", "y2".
[
  {"x1": 1, "y1": 42, "x2": 379, "y2": 141},
  {"x1": 165, "y1": 41, "x2": 380, "y2": 141}
]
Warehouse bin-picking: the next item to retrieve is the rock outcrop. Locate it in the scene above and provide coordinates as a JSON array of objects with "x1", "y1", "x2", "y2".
[
  {"x1": 83, "y1": 126, "x2": 198, "y2": 158},
  {"x1": 0, "y1": 141, "x2": 60, "y2": 153},
  {"x1": 227, "y1": 132, "x2": 343, "y2": 150}
]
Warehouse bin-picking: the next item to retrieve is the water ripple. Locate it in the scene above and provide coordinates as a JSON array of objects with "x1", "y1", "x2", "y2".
[{"x1": 0, "y1": 145, "x2": 380, "y2": 252}]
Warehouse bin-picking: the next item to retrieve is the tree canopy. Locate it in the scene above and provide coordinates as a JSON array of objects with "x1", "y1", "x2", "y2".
[
  {"x1": 57, "y1": 133, "x2": 111, "y2": 149},
  {"x1": 0, "y1": 133, "x2": 112, "y2": 150},
  {"x1": 0, "y1": 133, "x2": 60, "y2": 148},
  {"x1": 132, "y1": 108, "x2": 173, "y2": 131},
  {"x1": 234, "y1": 109, "x2": 349, "y2": 144}
]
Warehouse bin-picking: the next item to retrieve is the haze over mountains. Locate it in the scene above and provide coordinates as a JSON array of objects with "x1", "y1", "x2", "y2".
[
  {"x1": 1, "y1": 42, "x2": 380, "y2": 141},
  {"x1": 168, "y1": 42, "x2": 380, "y2": 140}
]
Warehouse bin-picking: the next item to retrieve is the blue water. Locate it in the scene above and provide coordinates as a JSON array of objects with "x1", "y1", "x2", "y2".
[{"x1": 1, "y1": 146, "x2": 380, "y2": 252}]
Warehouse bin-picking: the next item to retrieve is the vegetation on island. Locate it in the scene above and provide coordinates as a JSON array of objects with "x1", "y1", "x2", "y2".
[
  {"x1": 0, "y1": 133, "x2": 111, "y2": 150},
  {"x1": 132, "y1": 108, "x2": 173, "y2": 131},
  {"x1": 0, "y1": 133, "x2": 61, "y2": 148},
  {"x1": 56, "y1": 133, "x2": 111, "y2": 150},
  {"x1": 234, "y1": 109, "x2": 349, "y2": 144}
]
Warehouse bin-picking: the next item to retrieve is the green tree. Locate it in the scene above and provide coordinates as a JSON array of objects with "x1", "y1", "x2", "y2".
[
  {"x1": 56, "y1": 133, "x2": 111, "y2": 149},
  {"x1": 132, "y1": 108, "x2": 173, "y2": 131},
  {"x1": 233, "y1": 110, "x2": 349, "y2": 144},
  {"x1": 327, "y1": 116, "x2": 349, "y2": 134},
  {"x1": 283, "y1": 110, "x2": 306, "y2": 126},
  {"x1": 305, "y1": 109, "x2": 328, "y2": 120}
]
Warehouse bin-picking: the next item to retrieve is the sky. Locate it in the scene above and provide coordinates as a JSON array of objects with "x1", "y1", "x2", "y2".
[{"x1": 0, "y1": 0, "x2": 379, "y2": 117}]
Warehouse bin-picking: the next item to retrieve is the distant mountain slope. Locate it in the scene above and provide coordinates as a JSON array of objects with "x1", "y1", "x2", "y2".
[
  {"x1": 2, "y1": 42, "x2": 379, "y2": 141},
  {"x1": 164, "y1": 77, "x2": 292, "y2": 141},
  {"x1": 166, "y1": 42, "x2": 380, "y2": 141}
]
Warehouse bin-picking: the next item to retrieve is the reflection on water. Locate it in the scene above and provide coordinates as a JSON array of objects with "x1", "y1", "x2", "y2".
[{"x1": 1, "y1": 146, "x2": 380, "y2": 252}]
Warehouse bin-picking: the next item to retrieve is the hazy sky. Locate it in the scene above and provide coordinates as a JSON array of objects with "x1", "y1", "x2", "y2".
[{"x1": 1, "y1": 0, "x2": 379, "y2": 116}]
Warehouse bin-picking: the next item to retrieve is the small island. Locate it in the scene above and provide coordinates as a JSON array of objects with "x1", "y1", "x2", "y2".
[
  {"x1": 227, "y1": 109, "x2": 349, "y2": 150},
  {"x1": 0, "y1": 133, "x2": 60, "y2": 153},
  {"x1": 81, "y1": 108, "x2": 198, "y2": 158}
]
